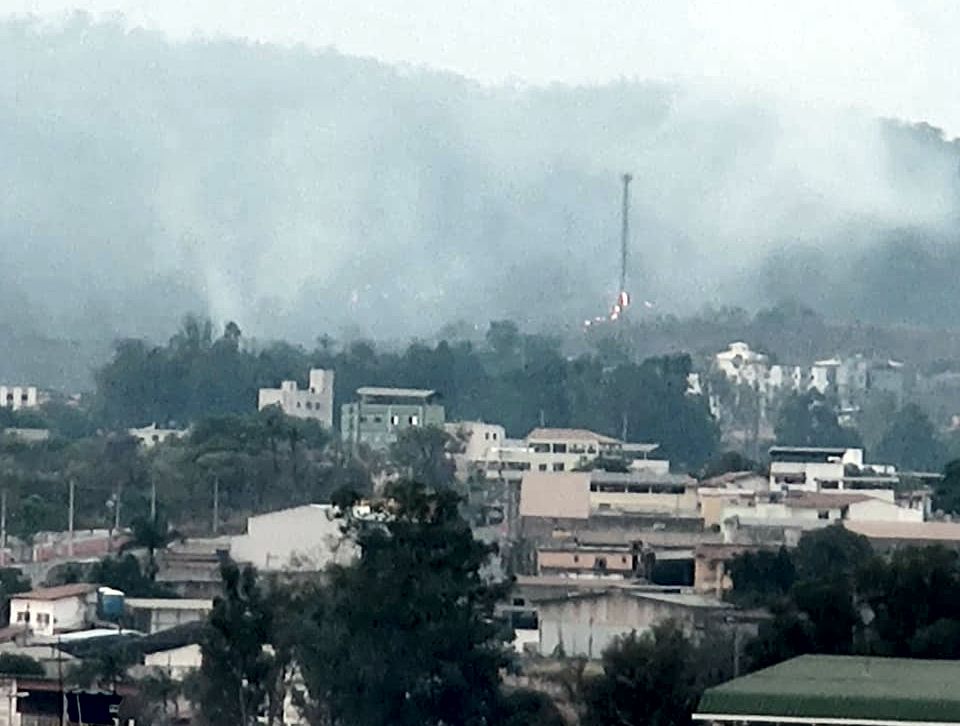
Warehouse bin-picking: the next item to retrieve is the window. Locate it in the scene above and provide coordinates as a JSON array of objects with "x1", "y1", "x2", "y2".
[
  {"x1": 305, "y1": 402, "x2": 313, "y2": 410},
  {"x1": 15, "y1": 612, "x2": 24, "y2": 623},
  {"x1": 374, "y1": 416, "x2": 383, "y2": 423},
  {"x1": 552, "y1": 443, "x2": 567, "y2": 453},
  {"x1": 390, "y1": 415, "x2": 400, "y2": 426},
  {"x1": 485, "y1": 432, "x2": 490, "y2": 440},
  {"x1": 531, "y1": 443, "x2": 550, "y2": 453},
  {"x1": 512, "y1": 598, "x2": 526, "y2": 607},
  {"x1": 409, "y1": 415, "x2": 420, "y2": 426},
  {"x1": 296, "y1": 402, "x2": 302, "y2": 408},
  {"x1": 538, "y1": 464, "x2": 547, "y2": 471},
  {"x1": 492, "y1": 432, "x2": 498, "y2": 440},
  {"x1": 572, "y1": 555, "x2": 579, "y2": 563},
  {"x1": 818, "y1": 510, "x2": 830, "y2": 520},
  {"x1": 152, "y1": 435, "x2": 160, "y2": 442},
  {"x1": 621, "y1": 556, "x2": 628, "y2": 564},
  {"x1": 594, "y1": 557, "x2": 607, "y2": 571},
  {"x1": 552, "y1": 462, "x2": 565, "y2": 472},
  {"x1": 20, "y1": 394, "x2": 28, "y2": 403}
]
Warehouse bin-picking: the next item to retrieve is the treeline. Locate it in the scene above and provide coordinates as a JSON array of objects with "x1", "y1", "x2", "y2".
[
  {"x1": 90, "y1": 317, "x2": 719, "y2": 468},
  {"x1": 0, "y1": 407, "x2": 370, "y2": 540},
  {"x1": 730, "y1": 525, "x2": 960, "y2": 664}
]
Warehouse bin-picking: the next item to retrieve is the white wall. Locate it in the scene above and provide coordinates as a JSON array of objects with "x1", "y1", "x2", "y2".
[
  {"x1": 10, "y1": 595, "x2": 91, "y2": 636},
  {"x1": 848, "y1": 498, "x2": 923, "y2": 523},
  {"x1": 258, "y1": 369, "x2": 335, "y2": 428},
  {"x1": 144, "y1": 644, "x2": 202, "y2": 680},
  {"x1": 230, "y1": 504, "x2": 355, "y2": 571}
]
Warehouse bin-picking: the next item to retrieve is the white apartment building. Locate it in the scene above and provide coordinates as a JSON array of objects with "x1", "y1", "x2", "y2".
[
  {"x1": 477, "y1": 428, "x2": 664, "y2": 479},
  {"x1": 768, "y1": 446, "x2": 895, "y2": 492},
  {"x1": 258, "y1": 368, "x2": 335, "y2": 428},
  {"x1": 0, "y1": 385, "x2": 38, "y2": 411}
]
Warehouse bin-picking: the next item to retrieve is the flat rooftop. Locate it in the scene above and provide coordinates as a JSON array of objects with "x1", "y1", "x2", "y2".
[
  {"x1": 355, "y1": 386, "x2": 437, "y2": 399},
  {"x1": 696, "y1": 655, "x2": 960, "y2": 724}
]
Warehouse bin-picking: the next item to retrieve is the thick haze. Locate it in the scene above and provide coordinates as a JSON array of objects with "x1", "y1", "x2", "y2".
[{"x1": 1, "y1": 9, "x2": 959, "y2": 356}]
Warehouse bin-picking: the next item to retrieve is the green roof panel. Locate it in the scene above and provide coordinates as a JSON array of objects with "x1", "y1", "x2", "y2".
[{"x1": 697, "y1": 655, "x2": 960, "y2": 723}]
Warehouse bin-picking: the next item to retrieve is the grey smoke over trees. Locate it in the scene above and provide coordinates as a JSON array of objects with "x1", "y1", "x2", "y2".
[{"x1": 2, "y1": 14, "x2": 960, "y2": 354}]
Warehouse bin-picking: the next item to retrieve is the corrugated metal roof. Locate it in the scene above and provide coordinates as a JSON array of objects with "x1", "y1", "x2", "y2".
[{"x1": 696, "y1": 655, "x2": 960, "y2": 723}]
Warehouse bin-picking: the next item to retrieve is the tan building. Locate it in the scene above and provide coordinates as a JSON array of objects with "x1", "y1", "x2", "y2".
[
  {"x1": 694, "y1": 544, "x2": 762, "y2": 596},
  {"x1": 537, "y1": 544, "x2": 638, "y2": 579}
]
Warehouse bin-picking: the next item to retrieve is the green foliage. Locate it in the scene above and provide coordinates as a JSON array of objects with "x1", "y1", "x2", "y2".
[
  {"x1": 775, "y1": 391, "x2": 860, "y2": 448},
  {"x1": 296, "y1": 480, "x2": 509, "y2": 726},
  {"x1": 700, "y1": 451, "x2": 760, "y2": 480},
  {"x1": 196, "y1": 561, "x2": 279, "y2": 726},
  {"x1": 0, "y1": 652, "x2": 44, "y2": 676},
  {"x1": 89, "y1": 554, "x2": 174, "y2": 598},
  {"x1": 498, "y1": 689, "x2": 566, "y2": 726},
  {"x1": 936, "y1": 459, "x2": 960, "y2": 515},
  {"x1": 91, "y1": 318, "x2": 719, "y2": 467},
  {"x1": 389, "y1": 426, "x2": 458, "y2": 488},
  {"x1": 726, "y1": 547, "x2": 795, "y2": 606},
  {"x1": 738, "y1": 528, "x2": 960, "y2": 669},
  {"x1": 582, "y1": 622, "x2": 705, "y2": 726},
  {"x1": 875, "y1": 404, "x2": 945, "y2": 471}
]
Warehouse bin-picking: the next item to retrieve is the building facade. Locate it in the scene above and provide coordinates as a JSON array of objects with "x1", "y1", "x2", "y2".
[
  {"x1": 258, "y1": 369, "x2": 335, "y2": 428},
  {"x1": 0, "y1": 386, "x2": 38, "y2": 411},
  {"x1": 341, "y1": 387, "x2": 445, "y2": 450},
  {"x1": 9, "y1": 584, "x2": 98, "y2": 637}
]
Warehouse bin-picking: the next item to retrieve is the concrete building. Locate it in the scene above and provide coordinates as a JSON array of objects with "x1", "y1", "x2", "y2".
[
  {"x1": 341, "y1": 387, "x2": 445, "y2": 450},
  {"x1": 695, "y1": 655, "x2": 960, "y2": 726},
  {"x1": 128, "y1": 423, "x2": 188, "y2": 448},
  {"x1": 143, "y1": 643, "x2": 203, "y2": 681},
  {"x1": 9, "y1": 584, "x2": 98, "y2": 637},
  {"x1": 537, "y1": 544, "x2": 639, "y2": 580},
  {"x1": 125, "y1": 598, "x2": 213, "y2": 635},
  {"x1": 0, "y1": 386, "x2": 38, "y2": 411},
  {"x1": 590, "y1": 471, "x2": 698, "y2": 515},
  {"x1": 445, "y1": 421, "x2": 506, "y2": 462},
  {"x1": 768, "y1": 446, "x2": 895, "y2": 492},
  {"x1": 479, "y1": 428, "x2": 665, "y2": 481},
  {"x1": 537, "y1": 588, "x2": 731, "y2": 658},
  {"x1": 230, "y1": 504, "x2": 355, "y2": 571},
  {"x1": 259, "y1": 369, "x2": 335, "y2": 428},
  {"x1": 716, "y1": 343, "x2": 770, "y2": 388},
  {"x1": 843, "y1": 520, "x2": 960, "y2": 551}
]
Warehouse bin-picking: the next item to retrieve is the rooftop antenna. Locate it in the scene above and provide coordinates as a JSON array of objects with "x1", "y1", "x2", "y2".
[{"x1": 620, "y1": 173, "x2": 633, "y2": 295}]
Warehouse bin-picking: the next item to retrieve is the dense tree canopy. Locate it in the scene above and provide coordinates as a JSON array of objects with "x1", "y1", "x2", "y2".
[
  {"x1": 89, "y1": 317, "x2": 720, "y2": 469},
  {"x1": 775, "y1": 391, "x2": 860, "y2": 448},
  {"x1": 875, "y1": 403, "x2": 945, "y2": 471}
]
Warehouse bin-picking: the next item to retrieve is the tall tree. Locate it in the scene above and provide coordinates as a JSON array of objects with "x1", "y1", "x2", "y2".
[
  {"x1": 583, "y1": 622, "x2": 704, "y2": 726},
  {"x1": 875, "y1": 404, "x2": 945, "y2": 471},
  {"x1": 775, "y1": 391, "x2": 859, "y2": 448},
  {"x1": 389, "y1": 426, "x2": 458, "y2": 488},
  {"x1": 196, "y1": 562, "x2": 275, "y2": 726},
  {"x1": 296, "y1": 480, "x2": 509, "y2": 726}
]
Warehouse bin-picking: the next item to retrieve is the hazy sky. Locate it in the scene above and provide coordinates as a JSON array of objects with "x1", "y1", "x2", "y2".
[{"x1": 4, "y1": 0, "x2": 960, "y2": 134}]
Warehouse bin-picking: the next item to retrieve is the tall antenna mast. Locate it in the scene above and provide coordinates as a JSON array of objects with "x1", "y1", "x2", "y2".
[{"x1": 620, "y1": 173, "x2": 633, "y2": 294}]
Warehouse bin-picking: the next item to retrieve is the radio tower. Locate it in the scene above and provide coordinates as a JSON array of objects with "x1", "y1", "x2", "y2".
[{"x1": 619, "y1": 172, "x2": 633, "y2": 295}]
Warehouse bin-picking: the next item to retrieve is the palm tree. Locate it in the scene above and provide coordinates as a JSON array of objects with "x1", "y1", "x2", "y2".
[{"x1": 122, "y1": 515, "x2": 180, "y2": 582}]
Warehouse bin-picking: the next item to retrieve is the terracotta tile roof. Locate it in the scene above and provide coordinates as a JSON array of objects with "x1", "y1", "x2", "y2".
[{"x1": 12, "y1": 584, "x2": 98, "y2": 601}]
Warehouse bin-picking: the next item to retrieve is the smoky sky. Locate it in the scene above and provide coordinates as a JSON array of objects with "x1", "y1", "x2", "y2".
[{"x1": 0, "y1": 14, "x2": 959, "y2": 349}]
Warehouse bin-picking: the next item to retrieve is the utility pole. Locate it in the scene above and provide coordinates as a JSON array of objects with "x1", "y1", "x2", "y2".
[
  {"x1": 212, "y1": 475, "x2": 220, "y2": 535},
  {"x1": 150, "y1": 476, "x2": 157, "y2": 522},
  {"x1": 67, "y1": 480, "x2": 75, "y2": 558},
  {"x1": 1, "y1": 488, "x2": 7, "y2": 557}
]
